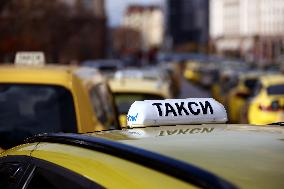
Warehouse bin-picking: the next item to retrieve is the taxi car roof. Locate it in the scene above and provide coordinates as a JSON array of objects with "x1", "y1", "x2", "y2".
[
  {"x1": 109, "y1": 78, "x2": 171, "y2": 98},
  {"x1": 86, "y1": 124, "x2": 284, "y2": 189},
  {"x1": 0, "y1": 64, "x2": 103, "y2": 86},
  {"x1": 26, "y1": 132, "x2": 236, "y2": 189},
  {"x1": 23, "y1": 124, "x2": 284, "y2": 189},
  {"x1": 260, "y1": 74, "x2": 284, "y2": 87}
]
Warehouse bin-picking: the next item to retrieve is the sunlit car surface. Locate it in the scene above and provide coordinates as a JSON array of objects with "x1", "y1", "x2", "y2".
[
  {"x1": 247, "y1": 74, "x2": 284, "y2": 125},
  {"x1": 226, "y1": 72, "x2": 263, "y2": 123},
  {"x1": 0, "y1": 64, "x2": 120, "y2": 149},
  {"x1": 1, "y1": 98, "x2": 284, "y2": 189},
  {"x1": 109, "y1": 70, "x2": 171, "y2": 127}
]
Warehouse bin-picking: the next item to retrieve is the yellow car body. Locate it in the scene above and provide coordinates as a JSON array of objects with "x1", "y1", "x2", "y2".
[
  {"x1": 183, "y1": 61, "x2": 201, "y2": 83},
  {"x1": 211, "y1": 70, "x2": 239, "y2": 106},
  {"x1": 227, "y1": 73, "x2": 262, "y2": 123},
  {"x1": 1, "y1": 98, "x2": 284, "y2": 188},
  {"x1": 109, "y1": 78, "x2": 171, "y2": 127},
  {"x1": 1, "y1": 124, "x2": 284, "y2": 189},
  {"x1": 211, "y1": 83, "x2": 225, "y2": 105},
  {"x1": 0, "y1": 65, "x2": 120, "y2": 149},
  {"x1": 247, "y1": 74, "x2": 284, "y2": 125}
]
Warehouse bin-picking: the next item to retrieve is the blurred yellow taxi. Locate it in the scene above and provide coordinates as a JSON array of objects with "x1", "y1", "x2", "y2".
[
  {"x1": 109, "y1": 69, "x2": 172, "y2": 127},
  {"x1": 0, "y1": 52, "x2": 120, "y2": 149},
  {"x1": 1, "y1": 98, "x2": 284, "y2": 189},
  {"x1": 183, "y1": 61, "x2": 201, "y2": 83},
  {"x1": 211, "y1": 69, "x2": 238, "y2": 105},
  {"x1": 247, "y1": 74, "x2": 284, "y2": 125},
  {"x1": 227, "y1": 72, "x2": 262, "y2": 123}
]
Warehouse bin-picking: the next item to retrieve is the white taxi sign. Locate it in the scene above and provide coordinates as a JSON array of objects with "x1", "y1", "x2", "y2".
[
  {"x1": 127, "y1": 98, "x2": 227, "y2": 127},
  {"x1": 15, "y1": 51, "x2": 45, "y2": 66}
]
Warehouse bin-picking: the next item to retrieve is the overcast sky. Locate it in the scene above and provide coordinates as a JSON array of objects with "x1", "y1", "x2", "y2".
[{"x1": 106, "y1": 0, "x2": 164, "y2": 26}]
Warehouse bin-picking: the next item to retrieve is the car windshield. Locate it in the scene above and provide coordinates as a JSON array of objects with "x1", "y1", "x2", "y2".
[
  {"x1": 0, "y1": 84, "x2": 77, "y2": 148},
  {"x1": 267, "y1": 84, "x2": 284, "y2": 95},
  {"x1": 114, "y1": 93, "x2": 164, "y2": 114}
]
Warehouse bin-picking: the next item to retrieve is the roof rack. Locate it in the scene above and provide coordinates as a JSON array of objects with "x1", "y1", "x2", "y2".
[{"x1": 26, "y1": 133, "x2": 236, "y2": 189}]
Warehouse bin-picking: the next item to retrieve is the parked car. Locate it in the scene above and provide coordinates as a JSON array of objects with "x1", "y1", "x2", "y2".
[
  {"x1": 226, "y1": 71, "x2": 264, "y2": 123},
  {"x1": 109, "y1": 69, "x2": 172, "y2": 127},
  {"x1": 247, "y1": 74, "x2": 284, "y2": 125},
  {"x1": 0, "y1": 52, "x2": 120, "y2": 150}
]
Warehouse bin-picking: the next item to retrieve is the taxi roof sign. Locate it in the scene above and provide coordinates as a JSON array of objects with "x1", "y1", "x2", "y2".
[
  {"x1": 15, "y1": 51, "x2": 45, "y2": 66},
  {"x1": 127, "y1": 98, "x2": 227, "y2": 128}
]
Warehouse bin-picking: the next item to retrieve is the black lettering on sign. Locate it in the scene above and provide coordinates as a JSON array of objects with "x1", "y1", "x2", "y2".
[
  {"x1": 189, "y1": 128, "x2": 202, "y2": 134},
  {"x1": 199, "y1": 101, "x2": 214, "y2": 114},
  {"x1": 165, "y1": 103, "x2": 177, "y2": 116},
  {"x1": 175, "y1": 102, "x2": 189, "y2": 116},
  {"x1": 159, "y1": 130, "x2": 165, "y2": 136},
  {"x1": 178, "y1": 129, "x2": 190, "y2": 134},
  {"x1": 158, "y1": 127, "x2": 215, "y2": 137},
  {"x1": 201, "y1": 128, "x2": 214, "y2": 133},
  {"x1": 152, "y1": 103, "x2": 163, "y2": 116},
  {"x1": 188, "y1": 102, "x2": 200, "y2": 115},
  {"x1": 167, "y1": 130, "x2": 178, "y2": 135}
]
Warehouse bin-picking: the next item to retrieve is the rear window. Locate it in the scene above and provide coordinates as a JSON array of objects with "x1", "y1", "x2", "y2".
[
  {"x1": 114, "y1": 93, "x2": 164, "y2": 114},
  {"x1": 267, "y1": 84, "x2": 284, "y2": 95},
  {"x1": 0, "y1": 84, "x2": 77, "y2": 148}
]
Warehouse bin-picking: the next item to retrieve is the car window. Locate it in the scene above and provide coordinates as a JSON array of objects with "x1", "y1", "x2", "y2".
[
  {"x1": 114, "y1": 93, "x2": 164, "y2": 114},
  {"x1": 89, "y1": 86, "x2": 108, "y2": 128},
  {"x1": 26, "y1": 158, "x2": 104, "y2": 189},
  {"x1": 267, "y1": 84, "x2": 284, "y2": 95},
  {"x1": 95, "y1": 84, "x2": 120, "y2": 129},
  {"x1": 0, "y1": 162, "x2": 27, "y2": 189},
  {"x1": 0, "y1": 84, "x2": 77, "y2": 148}
]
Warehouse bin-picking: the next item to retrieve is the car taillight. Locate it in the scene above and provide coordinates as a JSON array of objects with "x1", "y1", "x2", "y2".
[{"x1": 259, "y1": 101, "x2": 282, "y2": 112}]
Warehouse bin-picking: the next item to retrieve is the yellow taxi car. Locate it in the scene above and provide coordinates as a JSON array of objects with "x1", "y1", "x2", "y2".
[
  {"x1": 1, "y1": 98, "x2": 284, "y2": 189},
  {"x1": 226, "y1": 72, "x2": 262, "y2": 123},
  {"x1": 183, "y1": 61, "x2": 202, "y2": 83},
  {"x1": 109, "y1": 69, "x2": 172, "y2": 127},
  {"x1": 247, "y1": 74, "x2": 284, "y2": 125},
  {"x1": 0, "y1": 52, "x2": 120, "y2": 149},
  {"x1": 211, "y1": 69, "x2": 238, "y2": 105}
]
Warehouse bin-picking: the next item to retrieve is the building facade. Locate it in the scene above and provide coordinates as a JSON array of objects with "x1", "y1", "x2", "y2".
[
  {"x1": 210, "y1": 0, "x2": 284, "y2": 63},
  {"x1": 123, "y1": 5, "x2": 164, "y2": 51},
  {"x1": 165, "y1": 0, "x2": 209, "y2": 52},
  {"x1": 0, "y1": 0, "x2": 107, "y2": 63}
]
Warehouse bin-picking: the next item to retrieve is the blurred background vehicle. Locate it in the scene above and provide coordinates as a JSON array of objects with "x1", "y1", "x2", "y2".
[
  {"x1": 0, "y1": 52, "x2": 121, "y2": 150},
  {"x1": 226, "y1": 71, "x2": 265, "y2": 123},
  {"x1": 247, "y1": 74, "x2": 284, "y2": 125},
  {"x1": 108, "y1": 68, "x2": 172, "y2": 127}
]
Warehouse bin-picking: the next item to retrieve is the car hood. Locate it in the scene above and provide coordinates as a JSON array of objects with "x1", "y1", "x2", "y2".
[{"x1": 89, "y1": 124, "x2": 284, "y2": 189}]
